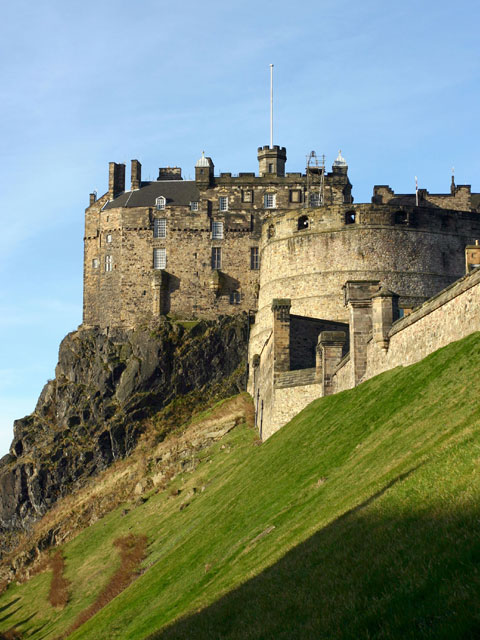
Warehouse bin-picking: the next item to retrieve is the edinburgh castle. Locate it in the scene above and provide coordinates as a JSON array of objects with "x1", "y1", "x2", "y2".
[{"x1": 83, "y1": 144, "x2": 480, "y2": 438}]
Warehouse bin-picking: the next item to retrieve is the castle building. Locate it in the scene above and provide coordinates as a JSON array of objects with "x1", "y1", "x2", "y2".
[{"x1": 82, "y1": 144, "x2": 480, "y2": 438}]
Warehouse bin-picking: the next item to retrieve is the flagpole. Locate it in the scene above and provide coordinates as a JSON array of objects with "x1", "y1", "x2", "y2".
[
  {"x1": 270, "y1": 64, "x2": 274, "y2": 149},
  {"x1": 415, "y1": 176, "x2": 418, "y2": 207}
]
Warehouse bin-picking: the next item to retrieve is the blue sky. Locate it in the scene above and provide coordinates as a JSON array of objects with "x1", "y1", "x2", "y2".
[{"x1": 1, "y1": 0, "x2": 479, "y2": 456}]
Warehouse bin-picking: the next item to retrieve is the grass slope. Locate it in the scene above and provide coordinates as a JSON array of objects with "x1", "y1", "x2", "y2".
[{"x1": 1, "y1": 333, "x2": 480, "y2": 639}]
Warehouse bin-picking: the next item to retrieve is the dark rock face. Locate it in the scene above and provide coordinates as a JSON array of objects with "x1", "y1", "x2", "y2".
[{"x1": 0, "y1": 315, "x2": 248, "y2": 550}]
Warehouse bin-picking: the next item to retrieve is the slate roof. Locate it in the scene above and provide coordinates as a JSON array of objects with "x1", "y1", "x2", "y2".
[{"x1": 104, "y1": 180, "x2": 200, "y2": 209}]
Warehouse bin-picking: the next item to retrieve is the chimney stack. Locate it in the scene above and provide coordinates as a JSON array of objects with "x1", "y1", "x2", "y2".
[
  {"x1": 131, "y1": 159, "x2": 142, "y2": 190},
  {"x1": 108, "y1": 162, "x2": 126, "y2": 199}
]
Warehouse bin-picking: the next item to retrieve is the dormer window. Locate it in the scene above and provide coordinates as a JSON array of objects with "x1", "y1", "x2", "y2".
[
  {"x1": 156, "y1": 196, "x2": 166, "y2": 210},
  {"x1": 264, "y1": 193, "x2": 276, "y2": 209},
  {"x1": 219, "y1": 196, "x2": 228, "y2": 212},
  {"x1": 190, "y1": 201, "x2": 199, "y2": 212}
]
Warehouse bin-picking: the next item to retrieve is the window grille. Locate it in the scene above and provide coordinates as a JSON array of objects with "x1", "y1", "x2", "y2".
[
  {"x1": 155, "y1": 196, "x2": 166, "y2": 210},
  {"x1": 153, "y1": 248, "x2": 166, "y2": 270},
  {"x1": 250, "y1": 247, "x2": 259, "y2": 270},
  {"x1": 219, "y1": 196, "x2": 228, "y2": 212},
  {"x1": 309, "y1": 193, "x2": 321, "y2": 207},
  {"x1": 212, "y1": 221, "x2": 224, "y2": 239},
  {"x1": 211, "y1": 247, "x2": 222, "y2": 269},
  {"x1": 230, "y1": 292, "x2": 241, "y2": 305},
  {"x1": 264, "y1": 193, "x2": 276, "y2": 209},
  {"x1": 154, "y1": 218, "x2": 167, "y2": 238},
  {"x1": 190, "y1": 201, "x2": 199, "y2": 211},
  {"x1": 105, "y1": 255, "x2": 113, "y2": 272}
]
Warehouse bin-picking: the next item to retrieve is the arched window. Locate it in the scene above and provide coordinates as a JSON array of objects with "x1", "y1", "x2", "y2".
[
  {"x1": 156, "y1": 196, "x2": 166, "y2": 210},
  {"x1": 345, "y1": 211, "x2": 356, "y2": 225},
  {"x1": 394, "y1": 211, "x2": 407, "y2": 225},
  {"x1": 297, "y1": 215, "x2": 309, "y2": 231}
]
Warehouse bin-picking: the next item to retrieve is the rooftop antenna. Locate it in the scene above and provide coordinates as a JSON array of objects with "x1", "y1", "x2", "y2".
[{"x1": 270, "y1": 63, "x2": 274, "y2": 149}]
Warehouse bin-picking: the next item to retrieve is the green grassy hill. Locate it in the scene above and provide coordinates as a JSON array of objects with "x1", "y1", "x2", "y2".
[{"x1": 1, "y1": 333, "x2": 480, "y2": 639}]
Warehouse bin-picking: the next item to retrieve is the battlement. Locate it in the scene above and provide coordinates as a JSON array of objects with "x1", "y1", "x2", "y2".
[{"x1": 373, "y1": 183, "x2": 477, "y2": 212}]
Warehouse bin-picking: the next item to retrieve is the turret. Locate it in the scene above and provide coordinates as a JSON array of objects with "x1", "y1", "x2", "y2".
[
  {"x1": 257, "y1": 145, "x2": 286, "y2": 177},
  {"x1": 195, "y1": 152, "x2": 214, "y2": 186},
  {"x1": 332, "y1": 150, "x2": 348, "y2": 176}
]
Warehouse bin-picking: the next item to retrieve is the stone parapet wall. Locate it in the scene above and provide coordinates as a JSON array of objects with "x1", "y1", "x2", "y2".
[
  {"x1": 362, "y1": 268, "x2": 480, "y2": 381},
  {"x1": 275, "y1": 368, "x2": 317, "y2": 388},
  {"x1": 330, "y1": 356, "x2": 352, "y2": 394}
]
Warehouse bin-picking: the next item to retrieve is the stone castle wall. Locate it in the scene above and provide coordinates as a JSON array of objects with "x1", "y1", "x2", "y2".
[
  {"x1": 83, "y1": 152, "x2": 351, "y2": 328},
  {"x1": 249, "y1": 202, "x2": 480, "y2": 365},
  {"x1": 362, "y1": 267, "x2": 480, "y2": 381}
]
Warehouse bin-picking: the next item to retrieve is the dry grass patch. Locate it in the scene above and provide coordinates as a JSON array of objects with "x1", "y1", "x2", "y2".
[
  {"x1": 64, "y1": 534, "x2": 147, "y2": 638},
  {"x1": 0, "y1": 394, "x2": 253, "y2": 593},
  {"x1": 48, "y1": 551, "x2": 69, "y2": 608}
]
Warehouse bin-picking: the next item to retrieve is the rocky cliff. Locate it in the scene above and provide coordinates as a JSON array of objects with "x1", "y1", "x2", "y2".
[{"x1": 0, "y1": 314, "x2": 248, "y2": 553}]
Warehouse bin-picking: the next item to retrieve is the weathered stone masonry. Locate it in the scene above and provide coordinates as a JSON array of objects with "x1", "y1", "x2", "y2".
[{"x1": 82, "y1": 144, "x2": 480, "y2": 440}]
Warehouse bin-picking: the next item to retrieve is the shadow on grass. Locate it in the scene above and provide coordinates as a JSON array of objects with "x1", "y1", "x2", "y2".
[
  {"x1": 149, "y1": 486, "x2": 480, "y2": 640},
  {"x1": 0, "y1": 600, "x2": 20, "y2": 617}
]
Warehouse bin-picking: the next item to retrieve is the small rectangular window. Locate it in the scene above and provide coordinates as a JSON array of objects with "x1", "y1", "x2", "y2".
[
  {"x1": 211, "y1": 247, "x2": 221, "y2": 269},
  {"x1": 250, "y1": 247, "x2": 259, "y2": 270},
  {"x1": 219, "y1": 196, "x2": 228, "y2": 212},
  {"x1": 309, "y1": 193, "x2": 321, "y2": 207},
  {"x1": 154, "y1": 218, "x2": 167, "y2": 238},
  {"x1": 106, "y1": 233, "x2": 112, "y2": 243},
  {"x1": 268, "y1": 163, "x2": 274, "y2": 173},
  {"x1": 190, "y1": 201, "x2": 199, "y2": 211},
  {"x1": 212, "y1": 221, "x2": 224, "y2": 239},
  {"x1": 105, "y1": 255, "x2": 112, "y2": 272},
  {"x1": 230, "y1": 292, "x2": 241, "y2": 305},
  {"x1": 153, "y1": 248, "x2": 166, "y2": 269},
  {"x1": 264, "y1": 193, "x2": 276, "y2": 209},
  {"x1": 92, "y1": 258, "x2": 99, "y2": 269}
]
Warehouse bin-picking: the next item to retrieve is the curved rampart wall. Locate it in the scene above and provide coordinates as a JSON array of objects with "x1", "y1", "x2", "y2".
[{"x1": 249, "y1": 203, "x2": 480, "y2": 359}]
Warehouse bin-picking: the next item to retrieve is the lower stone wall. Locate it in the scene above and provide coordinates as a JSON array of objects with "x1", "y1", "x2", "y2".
[
  {"x1": 330, "y1": 356, "x2": 353, "y2": 394},
  {"x1": 362, "y1": 268, "x2": 480, "y2": 381},
  {"x1": 265, "y1": 382, "x2": 323, "y2": 440}
]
